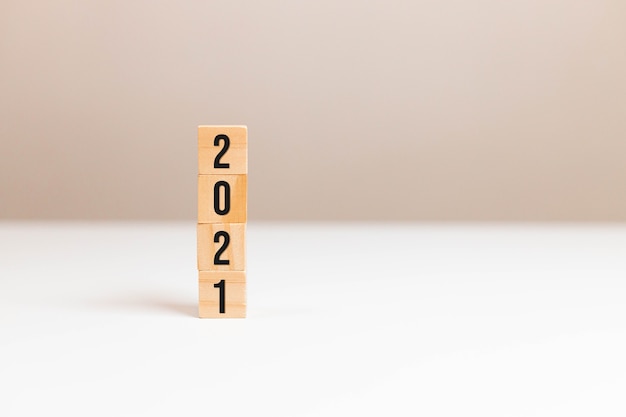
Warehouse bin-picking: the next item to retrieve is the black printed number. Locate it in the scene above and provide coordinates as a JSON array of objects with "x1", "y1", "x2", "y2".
[
  {"x1": 214, "y1": 280, "x2": 225, "y2": 314},
  {"x1": 213, "y1": 231, "x2": 230, "y2": 265},
  {"x1": 214, "y1": 134, "x2": 230, "y2": 169},
  {"x1": 214, "y1": 181, "x2": 231, "y2": 215}
]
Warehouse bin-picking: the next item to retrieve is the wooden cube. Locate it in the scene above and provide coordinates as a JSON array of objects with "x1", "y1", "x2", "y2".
[
  {"x1": 198, "y1": 125, "x2": 248, "y2": 175},
  {"x1": 199, "y1": 271, "x2": 246, "y2": 318},
  {"x1": 198, "y1": 174, "x2": 247, "y2": 223},
  {"x1": 197, "y1": 223, "x2": 246, "y2": 271}
]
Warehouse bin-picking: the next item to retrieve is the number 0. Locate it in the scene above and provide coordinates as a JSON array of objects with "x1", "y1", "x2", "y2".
[{"x1": 214, "y1": 181, "x2": 231, "y2": 215}]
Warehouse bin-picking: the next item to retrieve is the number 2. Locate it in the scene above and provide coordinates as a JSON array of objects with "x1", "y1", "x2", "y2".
[
  {"x1": 214, "y1": 134, "x2": 230, "y2": 169},
  {"x1": 213, "y1": 231, "x2": 230, "y2": 265},
  {"x1": 214, "y1": 280, "x2": 225, "y2": 313}
]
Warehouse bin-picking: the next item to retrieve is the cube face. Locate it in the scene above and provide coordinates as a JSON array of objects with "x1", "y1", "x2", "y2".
[
  {"x1": 197, "y1": 223, "x2": 246, "y2": 271},
  {"x1": 199, "y1": 271, "x2": 246, "y2": 318},
  {"x1": 198, "y1": 126, "x2": 248, "y2": 175},
  {"x1": 198, "y1": 174, "x2": 247, "y2": 223}
]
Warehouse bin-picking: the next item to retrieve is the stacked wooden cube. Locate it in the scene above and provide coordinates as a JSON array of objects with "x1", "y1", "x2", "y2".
[{"x1": 197, "y1": 126, "x2": 247, "y2": 318}]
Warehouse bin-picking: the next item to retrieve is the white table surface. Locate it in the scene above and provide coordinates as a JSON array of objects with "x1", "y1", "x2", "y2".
[{"x1": 1, "y1": 222, "x2": 626, "y2": 416}]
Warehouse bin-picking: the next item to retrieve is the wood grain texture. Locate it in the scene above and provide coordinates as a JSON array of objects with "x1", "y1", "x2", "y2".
[
  {"x1": 197, "y1": 127, "x2": 247, "y2": 318},
  {"x1": 197, "y1": 223, "x2": 246, "y2": 271},
  {"x1": 198, "y1": 174, "x2": 247, "y2": 223},
  {"x1": 199, "y1": 271, "x2": 246, "y2": 318},
  {"x1": 198, "y1": 125, "x2": 247, "y2": 175}
]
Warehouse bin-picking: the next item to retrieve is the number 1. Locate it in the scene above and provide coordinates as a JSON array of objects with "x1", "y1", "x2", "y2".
[{"x1": 214, "y1": 280, "x2": 225, "y2": 313}]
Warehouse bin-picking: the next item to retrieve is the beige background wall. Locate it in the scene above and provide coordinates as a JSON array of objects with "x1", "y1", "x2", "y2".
[{"x1": 1, "y1": 0, "x2": 625, "y2": 221}]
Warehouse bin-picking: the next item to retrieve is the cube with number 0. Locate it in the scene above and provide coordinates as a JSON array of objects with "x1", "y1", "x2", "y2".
[{"x1": 198, "y1": 174, "x2": 247, "y2": 224}]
